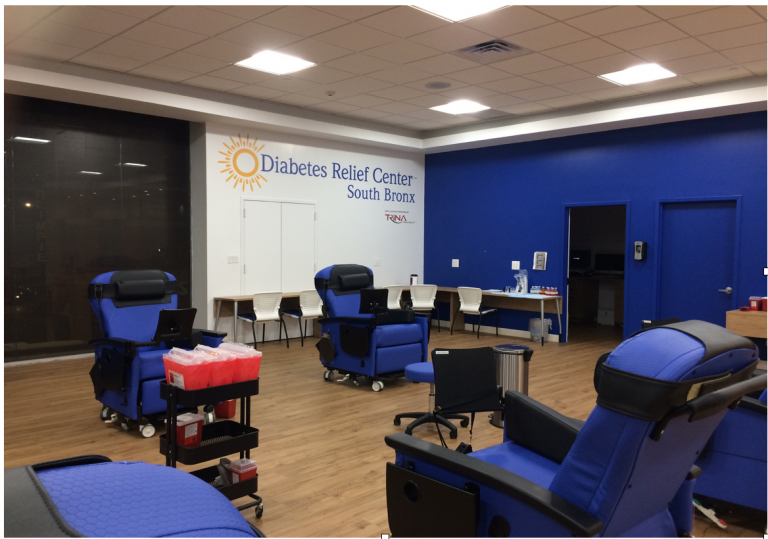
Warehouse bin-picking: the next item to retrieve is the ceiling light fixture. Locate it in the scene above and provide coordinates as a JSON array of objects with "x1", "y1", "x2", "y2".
[
  {"x1": 599, "y1": 64, "x2": 676, "y2": 86},
  {"x1": 80, "y1": 171, "x2": 102, "y2": 175},
  {"x1": 13, "y1": 136, "x2": 50, "y2": 144},
  {"x1": 431, "y1": 100, "x2": 490, "y2": 115},
  {"x1": 411, "y1": 3, "x2": 509, "y2": 22},
  {"x1": 236, "y1": 51, "x2": 316, "y2": 75},
  {"x1": 121, "y1": 162, "x2": 147, "y2": 167}
]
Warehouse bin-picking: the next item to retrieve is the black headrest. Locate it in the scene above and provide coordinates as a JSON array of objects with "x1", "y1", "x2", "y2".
[
  {"x1": 88, "y1": 270, "x2": 176, "y2": 308},
  {"x1": 325, "y1": 264, "x2": 373, "y2": 296},
  {"x1": 115, "y1": 279, "x2": 166, "y2": 300},
  {"x1": 339, "y1": 273, "x2": 370, "y2": 291}
]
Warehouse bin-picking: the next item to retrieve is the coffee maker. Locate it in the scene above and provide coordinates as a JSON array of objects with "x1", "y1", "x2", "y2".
[{"x1": 514, "y1": 269, "x2": 528, "y2": 294}]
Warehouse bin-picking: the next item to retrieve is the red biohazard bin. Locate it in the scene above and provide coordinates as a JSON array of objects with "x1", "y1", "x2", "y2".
[
  {"x1": 209, "y1": 358, "x2": 236, "y2": 386},
  {"x1": 163, "y1": 356, "x2": 211, "y2": 390},
  {"x1": 229, "y1": 458, "x2": 258, "y2": 484},
  {"x1": 166, "y1": 413, "x2": 204, "y2": 448},
  {"x1": 215, "y1": 400, "x2": 237, "y2": 419},
  {"x1": 239, "y1": 353, "x2": 262, "y2": 382},
  {"x1": 750, "y1": 296, "x2": 762, "y2": 311}
]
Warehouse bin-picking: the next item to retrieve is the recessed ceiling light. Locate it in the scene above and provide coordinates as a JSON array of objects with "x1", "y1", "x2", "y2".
[
  {"x1": 121, "y1": 162, "x2": 147, "y2": 167},
  {"x1": 80, "y1": 171, "x2": 102, "y2": 175},
  {"x1": 236, "y1": 51, "x2": 316, "y2": 75},
  {"x1": 13, "y1": 136, "x2": 50, "y2": 144},
  {"x1": 431, "y1": 100, "x2": 490, "y2": 115},
  {"x1": 25, "y1": 203, "x2": 31, "y2": 207},
  {"x1": 599, "y1": 64, "x2": 676, "y2": 86},
  {"x1": 411, "y1": 3, "x2": 509, "y2": 22},
  {"x1": 425, "y1": 81, "x2": 451, "y2": 90}
]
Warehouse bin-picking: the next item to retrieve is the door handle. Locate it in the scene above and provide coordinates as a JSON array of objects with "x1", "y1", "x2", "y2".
[{"x1": 719, "y1": 287, "x2": 733, "y2": 294}]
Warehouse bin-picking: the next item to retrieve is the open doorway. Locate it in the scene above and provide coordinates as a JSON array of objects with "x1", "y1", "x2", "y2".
[{"x1": 567, "y1": 205, "x2": 627, "y2": 343}]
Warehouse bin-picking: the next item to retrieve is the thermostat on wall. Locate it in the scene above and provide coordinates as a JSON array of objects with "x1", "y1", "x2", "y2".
[{"x1": 533, "y1": 252, "x2": 547, "y2": 270}]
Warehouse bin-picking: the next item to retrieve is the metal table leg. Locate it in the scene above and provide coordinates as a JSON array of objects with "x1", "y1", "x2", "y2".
[
  {"x1": 214, "y1": 299, "x2": 222, "y2": 331},
  {"x1": 556, "y1": 298, "x2": 563, "y2": 343},
  {"x1": 233, "y1": 301, "x2": 239, "y2": 343},
  {"x1": 540, "y1": 299, "x2": 545, "y2": 346}
]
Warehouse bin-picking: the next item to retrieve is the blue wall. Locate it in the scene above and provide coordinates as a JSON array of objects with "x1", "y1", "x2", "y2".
[{"x1": 425, "y1": 112, "x2": 767, "y2": 340}]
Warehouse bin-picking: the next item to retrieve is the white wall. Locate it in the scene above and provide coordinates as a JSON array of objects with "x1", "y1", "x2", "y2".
[{"x1": 198, "y1": 122, "x2": 425, "y2": 340}]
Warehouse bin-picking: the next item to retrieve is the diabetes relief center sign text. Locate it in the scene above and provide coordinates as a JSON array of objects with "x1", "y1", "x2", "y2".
[{"x1": 261, "y1": 154, "x2": 417, "y2": 204}]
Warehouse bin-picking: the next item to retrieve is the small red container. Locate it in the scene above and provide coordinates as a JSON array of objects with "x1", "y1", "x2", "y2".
[
  {"x1": 167, "y1": 413, "x2": 204, "y2": 448},
  {"x1": 229, "y1": 458, "x2": 258, "y2": 484},
  {"x1": 749, "y1": 296, "x2": 762, "y2": 311},
  {"x1": 215, "y1": 400, "x2": 237, "y2": 419},
  {"x1": 163, "y1": 356, "x2": 211, "y2": 390}
]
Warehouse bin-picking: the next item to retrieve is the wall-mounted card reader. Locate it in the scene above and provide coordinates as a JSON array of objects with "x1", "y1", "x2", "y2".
[
  {"x1": 533, "y1": 251, "x2": 547, "y2": 270},
  {"x1": 634, "y1": 241, "x2": 647, "y2": 261}
]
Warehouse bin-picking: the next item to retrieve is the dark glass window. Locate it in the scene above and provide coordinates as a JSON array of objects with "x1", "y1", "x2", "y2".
[{"x1": 4, "y1": 95, "x2": 191, "y2": 362}]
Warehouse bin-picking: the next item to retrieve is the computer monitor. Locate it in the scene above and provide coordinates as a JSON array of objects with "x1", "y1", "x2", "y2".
[
  {"x1": 570, "y1": 250, "x2": 591, "y2": 270},
  {"x1": 594, "y1": 253, "x2": 625, "y2": 274}
]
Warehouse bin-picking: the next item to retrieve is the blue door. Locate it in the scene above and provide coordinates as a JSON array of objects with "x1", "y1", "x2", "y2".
[{"x1": 658, "y1": 200, "x2": 737, "y2": 326}]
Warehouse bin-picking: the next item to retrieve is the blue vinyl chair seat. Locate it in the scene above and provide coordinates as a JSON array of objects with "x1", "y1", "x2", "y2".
[
  {"x1": 36, "y1": 461, "x2": 257, "y2": 537},
  {"x1": 404, "y1": 362, "x2": 434, "y2": 383},
  {"x1": 471, "y1": 442, "x2": 560, "y2": 489},
  {"x1": 237, "y1": 313, "x2": 256, "y2": 321},
  {"x1": 377, "y1": 324, "x2": 423, "y2": 348},
  {"x1": 281, "y1": 309, "x2": 300, "y2": 317}
]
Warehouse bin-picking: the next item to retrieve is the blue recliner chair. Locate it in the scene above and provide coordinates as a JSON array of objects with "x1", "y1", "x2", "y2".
[
  {"x1": 314, "y1": 264, "x2": 428, "y2": 391},
  {"x1": 385, "y1": 320, "x2": 766, "y2": 537},
  {"x1": 88, "y1": 270, "x2": 226, "y2": 437}
]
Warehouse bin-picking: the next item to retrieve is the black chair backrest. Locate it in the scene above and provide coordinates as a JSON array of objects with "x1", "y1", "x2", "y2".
[
  {"x1": 432, "y1": 347, "x2": 502, "y2": 414},
  {"x1": 641, "y1": 317, "x2": 681, "y2": 329}
]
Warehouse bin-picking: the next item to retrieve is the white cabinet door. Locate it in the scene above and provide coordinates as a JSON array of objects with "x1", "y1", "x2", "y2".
[
  {"x1": 281, "y1": 203, "x2": 315, "y2": 293},
  {"x1": 243, "y1": 200, "x2": 282, "y2": 294}
]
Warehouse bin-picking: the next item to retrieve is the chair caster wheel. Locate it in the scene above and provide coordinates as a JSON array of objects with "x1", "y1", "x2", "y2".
[
  {"x1": 140, "y1": 424, "x2": 156, "y2": 438},
  {"x1": 323, "y1": 370, "x2": 334, "y2": 381},
  {"x1": 203, "y1": 405, "x2": 216, "y2": 425},
  {"x1": 120, "y1": 422, "x2": 130, "y2": 432},
  {"x1": 450, "y1": 430, "x2": 458, "y2": 439},
  {"x1": 255, "y1": 503, "x2": 264, "y2": 519},
  {"x1": 394, "y1": 418, "x2": 401, "y2": 426},
  {"x1": 372, "y1": 381, "x2": 384, "y2": 392},
  {"x1": 460, "y1": 419, "x2": 469, "y2": 427},
  {"x1": 353, "y1": 379, "x2": 360, "y2": 387},
  {"x1": 100, "y1": 406, "x2": 111, "y2": 421}
]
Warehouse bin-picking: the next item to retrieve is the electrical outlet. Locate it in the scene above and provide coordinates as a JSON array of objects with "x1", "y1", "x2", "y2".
[
  {"x1": 374, "y1": 257, "x2": 380, "y2": 267},
  {"x1": 227, "y1": 255, "x2": 238, "y2": 264},
  {"x1": 511, "y1": 261, "x2": 520, "y2": 270},
  {"x1": 452, "y1": 259, "x2": 459, "y2": 268}
]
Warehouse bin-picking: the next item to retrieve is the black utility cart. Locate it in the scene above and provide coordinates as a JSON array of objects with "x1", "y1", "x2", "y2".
[{"x1": 160, "y1": 378, "x2": 264, "y2": 519}]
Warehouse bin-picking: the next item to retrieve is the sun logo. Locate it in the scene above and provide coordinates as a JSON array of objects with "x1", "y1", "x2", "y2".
[{"x1": 219, "y1": 134, "x2": 268, "y2": 191}]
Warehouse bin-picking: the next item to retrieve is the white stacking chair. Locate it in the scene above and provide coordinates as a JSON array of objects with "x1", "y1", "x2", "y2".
[
  {"x1": 451, "y1": 287, "x2": 498, "y2": 339},
  {"x1": 237, "y1": 292, "x2": 288, "y2": 349},
  {"x1": 282, "y1": 290, "x2": 324, "y2": 346},
  {"x1": 409, "y1": 284, "x2": 441, "y2": 333},
  {"x1": 384, "y1": 285, "x2": 404, "y2": 310}
]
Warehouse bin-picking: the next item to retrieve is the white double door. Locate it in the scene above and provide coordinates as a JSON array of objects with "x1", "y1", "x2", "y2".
[{"x1": 242, "y1": 200, "x2": 315, "y2": 342}]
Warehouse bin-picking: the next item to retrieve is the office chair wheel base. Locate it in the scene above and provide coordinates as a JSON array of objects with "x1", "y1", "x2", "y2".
[
  {"x1": 323, "y1": 370, "x2": 334, "y2": 382},
  {"x1": 353, "y1": 379, "x2": 361, "y2": 387},
  {"x1": 255, "y1": 503, "x2": 264, "y2": 519},
  {"x1": 140, "y1": 423, "x2": 156, "y2": 438},
  {"x1": 394, "y1": 418, "x2": 401, "y2": 426},
  {"x1": 99, "y1": 406, "x2": 112, "y2": 421},
  {"x1": 460, "y1": 419, "x2": 469, "y2": 427},
  {"x1": 372, "y1": 381, "x2": 384, "y2": 392},
  {"x1": 450, "y1": 430, "x2": 458, "y2": 439},
  {"x1": 120, "y1": 422, "x2": 130, "y2": 432}
]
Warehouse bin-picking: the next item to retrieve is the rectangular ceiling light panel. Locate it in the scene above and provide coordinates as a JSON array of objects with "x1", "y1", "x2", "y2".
[
  {"x1": 411, "y1": 3, "x2": 510, "y2": 22},
  {"x1": 599, "y1": 64, "x2": 676, "y2": 86},
  {"x1": 236, "y1": 51, "x2": 316, "y2": 75},
  {"x1": 431, "y1": 100, "x2": 490, "y2": 114}
]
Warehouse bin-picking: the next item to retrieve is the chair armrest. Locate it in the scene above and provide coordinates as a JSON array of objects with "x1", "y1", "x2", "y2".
[
  {"x1": 88, "y1": 337, "x2": 154, "y2": 356},
  {"x1": 199, "y1": 329, "x2": 227, "y2": 339},
  {"x1": 737, "y1": 395, "x2": 767, "y2": 415},
  {"x1": 504, "y1": 391, "x2": 585, "y2": 465},
  {"x1": 385, "y1": 433, "x2": 602, "y2": 537}
]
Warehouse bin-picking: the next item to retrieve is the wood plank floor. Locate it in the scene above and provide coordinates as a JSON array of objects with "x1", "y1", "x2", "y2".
[{"x1": 4, "y1": 325, "x2": 763, "y2": 537}]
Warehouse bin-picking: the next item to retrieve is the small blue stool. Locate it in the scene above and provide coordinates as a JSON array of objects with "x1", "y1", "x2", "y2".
[{"x1": 394, "y1": 362, "x2": 469, "y2": 439}]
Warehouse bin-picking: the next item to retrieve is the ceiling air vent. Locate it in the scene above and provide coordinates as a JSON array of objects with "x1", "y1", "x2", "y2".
[{"x1": 452, "y1": 40, "x2": 532, "y2": 64}]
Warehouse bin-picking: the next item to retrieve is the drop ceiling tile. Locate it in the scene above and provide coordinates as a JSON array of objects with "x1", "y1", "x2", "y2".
[
  {"x1": 742, "y1": 59, "x2": 767, "y2": 75},
  {"x1": 478, "y1": 94, "x2": 527, "y2": 108},
  {"x1": 642, "y1": 6, "x2": 718, "y2": 19},
  {"x1": 183, "y1": 75, "x2": 246, "y2": 92},
  {"x1": 357, "y1": 6, "x2": 450, "y2": 38},
  {"x1": 721, "y1": 43, "x2": 767, "y2": 64},
  {"x1": 633, "y1": 38, "x2": 714, "y2": 64},
  {"x1": 529, "y1": 6, "x2": 608, "y2": 21},
  {"x1": 683, "y1": 65, "x2": 755, "y2": 84},
  {"x1": 258, "y1": 77, "x2": 320, "y2": 93},
  {"x1": 404, "y1": 54, "x2": 480, "y2": 75},
  {"x1": 751, "y1": 6, "x2": 767, "y2": 19},
  {"x1": 26, "y1": 21, "x2": 111, "y2": 49},
  {"x1": 121, "y1": 21, "x2": 208, "y2": 50},
  {"x1": 324, "y1": 53, "x2": 397, "y2": 75},
  {"x1": 184, "y1": 38, "x2": 260, "y2": 63},
  {"x1": 402, "y1": 94, "x2": 454, "y2": 108},
  {"x1": 439, "y1": 86, "x2": 500, "y2": 100},
  {"x1": 573, "y1": 52, "x2": 647, "y2": 76},
  {"x1": 504, "y1": 23, "x2": 591, "y2": 52},
  {"x1": 49, "y1": 6, "x2": 141, "y2": 35},
  {"x1": 100, "y1": 6, "x2": 169, "y2": 19},
  {"x1": 537, "y1": 94, "x2": 596, "y2": 108},
  {"x1": 5, "y1": 5, "x2": 60, "y2": 20},
  {"x1": 497, "y1": 102, "x2": 555, "y2": 115},
  {"x1": 463, "y1": 6, "x2": 555, "y2": 37},
  {"x1": 402, "y1": 120, "x2": 447, "y2": 130},
  {"x1": 601, "y1": 22, "x2": 688, "y2": 50},
  {"x1": 410, "y1": 24, "x2": 495, "y2": 53},
  {"x1": 229, "y1": 85, "x2": 288, "y2": 100},
  {"x1": 216, "y1": 22, "x2": 303, "y2": 50},
  {"x1": 306, "y1": 102, "x2": 360, "y2": 114},
  {"x1": 403, "y1": 108, "x2": 452, "y2": 121},
  {"x1": 299, "y1": 76, "x2": 394, "y2": 100},
  {"x1": 479, "y1": 76, "x2": 544, "y2": 93},
  {"x1": 206, "y1": 65, "x2": 273, "y2": 84},
  {"x1": 313, "y1": 6, "x2": 393, "y2": 21},
  {"x1": 525, "y1": 66, "x2": 593, "y2": 85},
  {"x1": 342, "y1": 108, "x2": 392, "y2": 120},
  {"x1": 70, "y1": 51, "x2": 145, "y2": 72},
  {"x1": 697, "y1": 23, "x2": 767, "y2": 51},
  {"x1": 367, "y1": 65, "x2": 431, "y2": 85},
  {"x1": 438, "y1": 114, "x2": 484, "y2": 125},
  {"x1": 5, "y1": 33, "x2": 19, "y2": 45},
  {"x1": 271, "y1": 94, "x2": 326, "y2": 107},
  {"x1": 369, "y1": 85, "x2": 430, "y2": 101},
  {"x1": 336, "y1": 94, "x2": 393, "y2": 108},
  {"x1": 447, "y1": 66, "x2": 510, "y2": 84},
  {"x1": 290, "y1": 66, "x2": 357, "y2": 85},
  {"x1": 277, "y1": 39, "x2": 354, "y2": 64},
  {"x1": 365, "y1": 40, "x2": 442, "y2": 64},
  {"x1": 313, "y1": 23, "x2": 398, "y2": 51},
  {"x1": 5, "y1": 37, "x2": 84, "y2": 61},
  {"x1": 513, "y1": 86, "x2": 570, "y2": 101},
  {"x1": 661, "y1": 52, "x2": 734, "y2": 74},
  {"x1": 375, "y1": 114, "x2": 420, "y2": 125},
  {"x1": 543, "y1": 38, "x2": 623, "y2": 64},
  {"x1": 491, "y1": 53, "x2": 565, "y2": 75},
  {"x1": 581, "y1": 86, "x2": 642, "y2": 101},
  {"x1": 4, "y1": 12, "x2": 39, "y2": 35},
  {"x1": 670, "y1": 6, "x2": 764, "y2": 36},
  {"x1": 567, "y1": 7, "x2": 659, "y2": 36},
  {"x1": 150, "y1": 7, "x2": 245, "y2": 36},
  {"x1": 404, "y1": 77, "x2": 469, "y2": 93},
  {"x1": 156, "y1": 51, "x2": 229, "y2": 74},
  {"x1": 553, "y1": 76, "x2": 617, "y2": 93},
  {"x1": 631, "y1": 76, "x2": 696, "y2": 93},
  {"x1": 255, "y1": 6, "x2": 347, "y2": 37},
  {"x1": 371, "y1": 101, "x2": 423, "y2": 114},
  {"x1": 205, "y1": 6, "x2": 281, "y2": 20},
  {"x1": 129, "y1": 63, "x2": 199, "y2": 82},
  {"x1": 94, "y1": 38, "x2": 174, "y2": 63}
]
